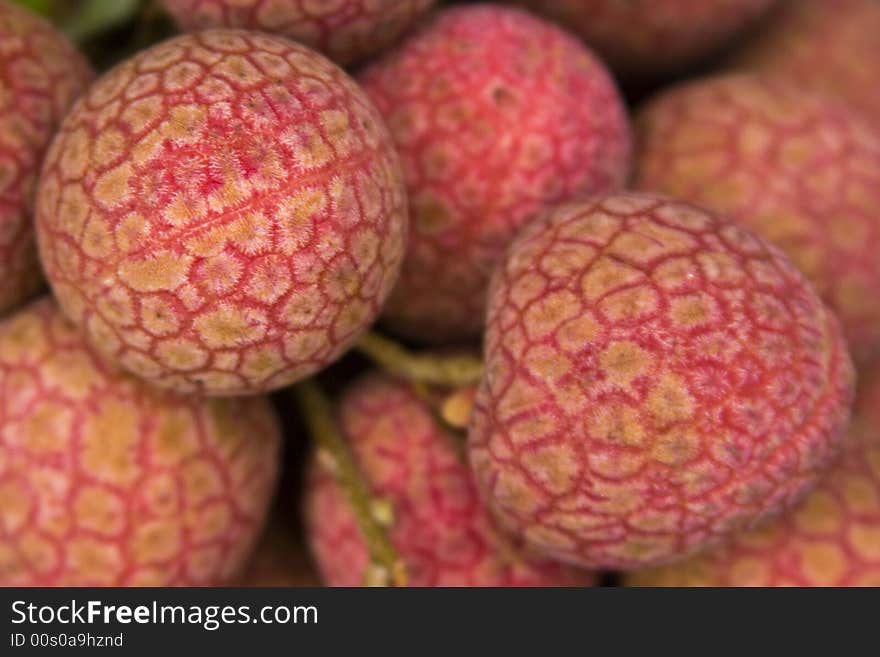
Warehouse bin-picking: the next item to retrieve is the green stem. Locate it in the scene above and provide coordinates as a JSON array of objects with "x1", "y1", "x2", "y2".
[
  {"x1": 355, "y1": 331, "x2": 484, "y2": 388},
  {"x1": 295, "y1": 380, "x2": 407, "y2": 587}
]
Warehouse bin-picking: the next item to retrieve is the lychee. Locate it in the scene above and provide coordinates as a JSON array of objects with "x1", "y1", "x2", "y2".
[
  {"x1": 161, "y1": 0, "x2": 437, "y2": 67},
  {"x1": 0, "y1": 297, "x2": 281, "y2": 586},
  {"x1": 729, "y1": 0, "x2": 880, "y2": 126},
  {"x1": 633, "y1": 74, "x2": 880, "y2": 363},
  {"x1": 627, "y1": 363, "x2": 880, "y2": 586},
  {"x1": 0, "y1": 1, "x2": 92, "y2": 315},
  {"x1": 359, "y1": 4, "x2": 632, "y2": 342},
  {"x1": 510, "y1": 0, "x2": 777, "y2": 78},
  {"x1": 234, "y1": 520, "x2": 320, "y2": 586},
  {"x1": 35, "y1": 30, "x2": 408, "y2": 396},
  {"x1": 305, "y1": 372, "x2": 593, "y2": 586},
  {"x1": 468, "y1": 192, "x2": 854, "y2": 570}
]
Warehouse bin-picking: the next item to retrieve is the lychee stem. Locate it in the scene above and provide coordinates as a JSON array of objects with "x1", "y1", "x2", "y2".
[
  {"x1": 440, "y1": 385, "x2": 477, "y2": 430},
  {"x1": 355, "y1": 331, "x2": 484, "y2": 387},
  {"x1": 294, "y1": 379, "x2": 408, "y2": 587}
]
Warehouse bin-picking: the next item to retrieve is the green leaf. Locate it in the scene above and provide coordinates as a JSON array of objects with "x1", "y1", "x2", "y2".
[
  {"x1": 62, "y1": 0, "x2": 140, "y2": 42},
  {"x1": 11, "y1": 0, "x2": 54, "y2": 16}
]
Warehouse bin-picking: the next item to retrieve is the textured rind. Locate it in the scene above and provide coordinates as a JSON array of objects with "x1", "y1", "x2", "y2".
[
  {"x1": 0, "y1": 298, "x2": 281, "y2": 586},
  {"x1": 161, "y1": 0, "x2": 437, "y2": 66},
  {"x1": 0, "y1": 1, "x2": 93, "y2": 315},
  {"x1": 627, "y1": 364, "x2": 880, "y2": 586},
  {"x1": 511, "y1": 0, "x2": 777, "y2": 77},
  {"x1": 634, "y1": 74, "x2": 880, "y2": 363},
  {"x1": 305, "y1": 372, "x2": 594, "y2": 586},
  {"x1": 234, "y1": 520, "x2": 320, "y2": 586},
  {"x1": 360, "y1": 5, "x2": 632, "y2": 342},
  {"x1": 468, "y1": 192, "x2": 855, "y2": 570},
  {"x1": 35, "y1": 30, "x2": 408, "y2": 396},
  {"x1": 729, "y1": 0, "x2": 880, "y2": 125}
]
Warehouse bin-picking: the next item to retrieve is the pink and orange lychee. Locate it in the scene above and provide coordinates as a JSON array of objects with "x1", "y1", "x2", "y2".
[
  {"x1": 0, "y1": 298, "x2": 281, "y2": 586},
  {"x1": 306, "y1": 372, "x2": 594, "y2": 586},
  {"x1": 161, "y1": 0, "x2": 437, "y2": 66},
  {"x1": 634, "y1": 73, "x2": 880, "y2": 363},
  {"x1": 729, "y1": 0, "x2": 880, "y2": 126},
  {"x1": 359, "y1": 4, "x2": 632, "y2": 342},
  {"x1": 0, "y1": 0, "x2": 92, "y2": 315},
  {"x1": 627, "y1": 363, "x2": 880, "y2": 586},
  {"x1": 468, "y1": 193, "x2": 855, "y2": 570},
  {"x1": 35, "y1": 30, "x2": 408, "y2": 396},
  {"x1": 511, "y1": 0, "x2": 777, "y2": 77}
]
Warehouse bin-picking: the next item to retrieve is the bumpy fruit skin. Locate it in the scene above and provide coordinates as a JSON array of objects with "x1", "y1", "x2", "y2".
[
  {"x1": 360, "y1": 5, "x2": 632, "y2": 342},
  {"x1": 0, "y1": 1, "x2": 92, "y2": 315},
  {"x1": 729, "y1": 0, "x2": 880, "y2": 125},
  {"x1": 511, "y1": 0, "x2": 777, "y2": 77},
  {"x1": 468, "y1": 193, "x2": 855, "y2": 570},
  {"x1": 234, "y1": 521, "x2": 320, "y2": 586},
  {"x1": 0, "y1": 298, "x2": 281, "y2": 586},
  {"x1": 161, "y1": 0, "x2": 436, "y2": 67},
  {"x1": 627, "y1": 364, "x2": 880, "y2": 586},
  {"x1": 634, "y1": 74, "x2": 880, "y2": 363},
  {"x1": 36, "y1": 30, "x2": 407, "y2": 396},
  {"x1": 306, "y1": 372, "x2": 594, "y2": 586}
]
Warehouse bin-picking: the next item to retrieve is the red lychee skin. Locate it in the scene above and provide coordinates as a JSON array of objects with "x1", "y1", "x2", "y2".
[
  {"x1": 728, "y1": 0, "x2": 880, "y2": 126},
  {"x1": 627, "y1": 363, "x2": 880, "y2": 586},
  {"x1": 468, "y1": 192, "x2": 855, "y2": 570},
  {"x1": 511, "y1": 0, "x2": 777, "y2": 78},
  {"x1": 161, "y1": 0, "x2": 436, "y2": 67},
  {"x1": 0, "y1": 1, "x2": 93, "y2": 315},
  {"x1": 305, "y1": 372, "x2": 594, "y2": 586},
  {"x1": 633, "y1": 74, "x2": 880, "y2": 364},
  {"x1": 234, "y1": 520, "x2": 320, "y2": 586},
  {"x1": 0, "y1": 297, "x2": 281, "y2": 586},
  {"x1": 35, "y1": 30, "x2": 408, "y2": 396},
  {"x1": 359, "y1": 5, "x2": 632, "y2": 343}
]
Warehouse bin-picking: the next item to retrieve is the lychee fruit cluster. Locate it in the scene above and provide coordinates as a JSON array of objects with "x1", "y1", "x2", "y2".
[
  {"x1": 306, "y1": 372, "x2": 594, "y2": 586},
  {"x1": 634, "y1": 74, "x2": 880, "y2": 363},
  {"x1": 729, "y1": 0, "x2": 880, "y2": 125},
  {"x1": 468, "y1": 192, "x2": 855, "y2": 570},
  {"x1": 360, "y1": 5, "x2": 632, "y2": 342},
  {"x1": 36, "y1": 30, "x2": 408, "y2": 396},
  {"x1": 161, "y1": 0, "x2": 437, "y2": 66},
  {"x1": 0, "y1": 0, "x2": 92, "y2": 315},
  {"x1": 3, "y1": 0, "x2": 876, "y2": 590},
  {"x1": 0, "y1": 298, "x2": 281, "y2": 586},
  {"x1": 627, "y1": 363, "x2": 880, "y2": 586},
  {"x1": 511, "y1": 0, "x2": 778, "y2": 77}
]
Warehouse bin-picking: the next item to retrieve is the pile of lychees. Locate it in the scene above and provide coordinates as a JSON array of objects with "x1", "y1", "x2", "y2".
[{"x1": 1, "y1": 0, "x2": 878, "y2": 588}]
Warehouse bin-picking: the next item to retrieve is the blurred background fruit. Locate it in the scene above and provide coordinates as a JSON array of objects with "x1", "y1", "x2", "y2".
[
  {"x1": 509, "y1": 0, "x2": 778, "y2": 79},
  {"x1": 0, "y1": 298, "x2": 281, "y2": 586},
  {"x1": 161, "y1": 0, "x2": 437, "y2": 66},
  {"x1": 361, "y1": 5, "x2": 631, "y2": 343},
  {"x1": 306, "y1": 372, "x2": 595, "y2": 586},
  {"x1": 634, "y1": 74, "x2": 880, "y2": 364},
  {"x1": 0, "y1": 0, "x2": 92, "y2": 316},
  {"x1": 729, "y1": 0, "x2": 880, "y2": 126}
]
